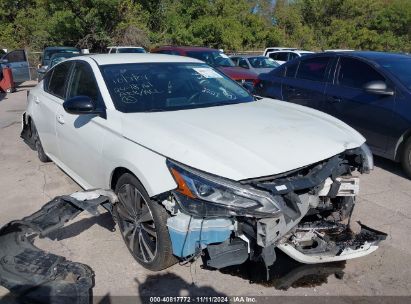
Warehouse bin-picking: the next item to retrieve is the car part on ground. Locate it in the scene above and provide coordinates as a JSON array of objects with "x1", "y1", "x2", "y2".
[{"x1": 0, "y1": 190, "x2": 117, "y2": 304}]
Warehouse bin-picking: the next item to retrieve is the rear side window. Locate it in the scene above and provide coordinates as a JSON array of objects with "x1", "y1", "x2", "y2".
[
  {"x1": 67, "y1": 62, "x2": 99, "y2": 102},
  {"x1": 338, "y1": 57, "x2": 385, "y2": 89},
  {"x1": 285, "y1": 61, "x2": 299, "y2": 78},
  {"x1": 296, "y1": 57, "x2": 331, "y2": 82},
  {"x1": 46, "y1": 62, "x2": 72, "y2": 98}
]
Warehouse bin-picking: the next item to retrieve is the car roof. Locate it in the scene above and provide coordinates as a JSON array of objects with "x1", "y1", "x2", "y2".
[
  {"x1": 154, "y1": 46, "x2": 220, "y2": 52},
  {"x1": 108, "y1": 46, "x2": 144, "y2": 49},
  {"x1": 44, "y1": 46, "x2": 78, "y2": 51},
  {"x1": 337, "y1": 51, "x2": 411, "y2": 60},
  {"x1": 79, "y1": 53, "x2": 203, "y2": 65},
  {"x1": 230, "y1": 55, "x2": 268, "y2": 59}
]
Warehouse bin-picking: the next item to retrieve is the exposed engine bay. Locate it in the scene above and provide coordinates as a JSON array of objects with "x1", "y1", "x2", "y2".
[{"x1": 161, "y1": 146, "x2": 386, "y2": 272}]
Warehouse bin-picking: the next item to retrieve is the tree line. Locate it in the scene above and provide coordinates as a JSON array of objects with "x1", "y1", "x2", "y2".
[{"x1": 1, "y1": 0, "x2": 410, "y2": 53}]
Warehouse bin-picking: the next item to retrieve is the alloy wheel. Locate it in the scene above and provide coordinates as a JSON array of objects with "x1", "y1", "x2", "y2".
[{"x1": 116, "y1": 184, "x2": 158, "y2": 263}]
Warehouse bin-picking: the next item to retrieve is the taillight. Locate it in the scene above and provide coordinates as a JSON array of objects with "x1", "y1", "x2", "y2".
[{"x1": 253, "y1": 78, "x2": 261, "y2": 86}]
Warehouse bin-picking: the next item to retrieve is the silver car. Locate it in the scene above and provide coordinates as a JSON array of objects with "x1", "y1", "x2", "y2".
[{"x1": 230, "y1": 55, "x2": 280, "y2": 74}]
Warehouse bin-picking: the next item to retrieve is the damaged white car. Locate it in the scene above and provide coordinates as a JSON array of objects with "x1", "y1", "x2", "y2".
[{"x1": 22, "y1": 54, "x2": 385, "y2": 271}]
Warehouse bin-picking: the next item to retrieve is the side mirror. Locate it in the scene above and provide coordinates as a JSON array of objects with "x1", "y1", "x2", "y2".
[
  {"x1": 363, "y1": 81, "x2": 394, "y2": 96},
  {"x1": 63, "y1": 96, "x2": 105, "y2": 117},
  {"x1": 37, "y1": 68, "x2": 47, "y2": 74}
]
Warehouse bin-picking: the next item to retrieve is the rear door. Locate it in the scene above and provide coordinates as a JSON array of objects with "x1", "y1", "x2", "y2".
[
  {"x1": 34, "y1": 61, "x2": 73, "y2": 160},
  {"x1": 282, "y1": 56, "x2": 332, "y2": 111},
  {"x1": 55, "y1": 60, "x2": 106, "y2": 188},
  {"x1": 323, "y1": 56, "x2": 396, "y2": 153},
  {"x1": 1, "y1": 49, "x2": 30, "y2": 83}
]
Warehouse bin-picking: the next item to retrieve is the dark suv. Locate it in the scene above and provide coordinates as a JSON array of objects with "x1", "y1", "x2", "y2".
[
  {"x1": 255, "y1": 51, "x2": 411, "y2": 177},
  {"x1": 151, "y1": 46, "x2": 258, "y2": 86}
]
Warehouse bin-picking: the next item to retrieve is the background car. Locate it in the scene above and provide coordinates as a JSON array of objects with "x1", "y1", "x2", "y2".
[
  {"x1": 107, "y1": 46, "x2": 146, "y2": 53},
  {"x1": 263, "y1": 47, "x2": 297, "y2": 57},
  {"x1": 255, "y1": 51, "x2": 411, "y2": 177},
  {"x1": 37, "y1": 52, "x2": 80, "y2": 81},
  {"x1": 266, "y1": 49, "x2": 314, "y2": 65},
  {"x1": 0, "y1": 49, "x2": 30, "y2": 83},
  {"x1": 151, "y1": 46, "x2": 258, "y2": 86},
  {"x1": 230, "y1": 55, "x2": 280, "y2": 75},
  {"x1": 39, "y1": 46, "x2": 80, "y2": 70}
]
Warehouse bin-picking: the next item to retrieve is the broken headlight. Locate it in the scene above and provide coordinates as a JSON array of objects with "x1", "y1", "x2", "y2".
[{"x1": 167, "y1": 160, "x2": 280, "y2": 217}]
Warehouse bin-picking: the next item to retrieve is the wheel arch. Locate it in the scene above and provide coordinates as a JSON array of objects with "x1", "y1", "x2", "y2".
[{"x1": 394, "y1": 129, "x2": 411, "y2": 161}]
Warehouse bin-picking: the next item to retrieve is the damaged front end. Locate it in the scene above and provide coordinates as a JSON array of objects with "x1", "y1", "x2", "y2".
[{"x1": 162, "y1": 144, "x2": 386, "y2": 271}]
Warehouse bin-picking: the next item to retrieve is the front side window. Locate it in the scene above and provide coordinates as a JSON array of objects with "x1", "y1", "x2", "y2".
[
  {"x1": 67, "y1": 62, "x2": 99, "y2": 102},
  {"x1": 378, "y1": 58, "x2": 411, "y2": 90},
  {"x1": 46, "y1": 62, "x2": 72, "y2": 99},
  {"x1": 101, "y1": 63, "x2": 253, "y2": 113},
  {"x1": 4, "y1": 50, "x2": 26, "y2": 62},
  {"x1": 338, "y1": 57, "x2": 385, "y2": 89},
  {"x1": 296, "y1": 57, "x2": 331, "y2": 82},
  {"x1": 186, "y1": 51, "x2": 235, "y2": 67}
]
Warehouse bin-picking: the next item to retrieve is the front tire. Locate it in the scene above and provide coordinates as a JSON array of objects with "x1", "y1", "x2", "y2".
[
  {"x1": 401, "y1": 137, "x2": 411, "y2": 178},
  {"x1": 114, "y1": 173, "x2": 177, "y2": 271}
]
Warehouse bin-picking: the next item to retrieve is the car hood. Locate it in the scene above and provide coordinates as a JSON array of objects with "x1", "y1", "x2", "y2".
[
  {"x1": 216, "y1": 66, "x2": 258, "y2": 80},
  {"x1": 121, "y1": 99, "x2": 365, "y2": 181}
]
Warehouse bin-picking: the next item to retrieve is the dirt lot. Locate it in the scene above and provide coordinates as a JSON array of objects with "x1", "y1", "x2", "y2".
[{"x1": 1, "y1": 83, "x2": 411, "y2": 302}]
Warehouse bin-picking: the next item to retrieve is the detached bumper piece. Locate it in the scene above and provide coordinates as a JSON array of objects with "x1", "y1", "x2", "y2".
[
  {"x1": 277, "y1": 222, "x2": 387, "y2": 264},
  {"x1": 0, "y1": 190, "x2": 116, "y2": 304}
]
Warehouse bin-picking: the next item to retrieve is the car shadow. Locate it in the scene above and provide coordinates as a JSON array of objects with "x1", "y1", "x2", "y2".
[
  {"x1": 373, "y1": 155, "x2": 408, "y2": 179},
  {"x1": 46, "y1": 211, "x2": 116, "y2": 241},
  {"x1": 0, "y1": 92, "x2": 6, "y2": 102}
]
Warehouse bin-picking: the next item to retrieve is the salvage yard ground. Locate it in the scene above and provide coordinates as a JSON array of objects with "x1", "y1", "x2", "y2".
[{"x1": 0, "y1": 83, "x2": 411, "y2": 301}]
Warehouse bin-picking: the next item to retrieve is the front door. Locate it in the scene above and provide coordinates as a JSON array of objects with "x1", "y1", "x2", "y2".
[
  {"x1": 1, "y1": 49, "x2": 30, "y2": 83},
  {"x1": 324, "y1": 57, "x2": 396, "y2": 154},
  {"x1": 55, "y1": 61, "x2": 106, "y2": 188}
]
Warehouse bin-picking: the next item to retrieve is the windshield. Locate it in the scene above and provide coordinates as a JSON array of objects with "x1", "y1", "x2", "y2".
[
  {"x1": 379, "y1": 58, "x2": 411, "y2": 90},
  {"x1": 101, "y1": 63, "x2": 253, "y2": 113},
  {"x1": 248, "y1": 57, "x2": 279, "y2": 68},
  {"x1": 117, "y1": 48, "x2": 146, "y2": 53},
  {"x1": 50, "y1": 54, "x2": 78, "y2": 68},
  {"x1": 186, "y1": 51, "x2": 235, "y2": 67}
]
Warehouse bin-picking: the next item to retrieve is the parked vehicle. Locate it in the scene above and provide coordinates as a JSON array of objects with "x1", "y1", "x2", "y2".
[
  {"x1": 0, "y1": 49, "x2": 30, "y2": 83},
  {"x1": 266, "y1": 50, "x2": 314, "y2": 65},
  {"x1": 37, "y1": 52, "x2": 81, "y2": 81},
  {"x1": 39, "y1": 47, "x2": 80, "y2": 70},
  {"x1": 151, "y1": 46, "x2": 258, "y2": 86},
  {"x1": 263, "y1": 47, "x2": 297, "y2": 57},
  {"x1": 107, "y1": 46, "x2": 146, "y2": 54},
  {"x1": 22, "y1": 53, "x2": 384, "y2": 272},
  {"x1": 255, "y1": 51, "x2": 411, "y2": 177},
  {"x1": 230, "y1": 55, "x2": 280, "y2": 75}
]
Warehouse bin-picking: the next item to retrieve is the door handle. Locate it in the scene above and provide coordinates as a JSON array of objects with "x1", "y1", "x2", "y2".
[
  {"x1": 56, "y1": 114, "x2": 65, "y2": 124},
  {"x1": 34, "y1": 97, "x2": 40, "y2": 104},
  {"x1": 330, "y1": 96, "x2": 342, "y2": 102},
  {"x1": 287, "y1": 87, "x2": 296, "y2": 92}
]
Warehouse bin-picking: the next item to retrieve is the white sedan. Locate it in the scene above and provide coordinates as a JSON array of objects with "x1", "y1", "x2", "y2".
[{"x1": 22, "y1": 54, "x2": 385, "y2": 271}]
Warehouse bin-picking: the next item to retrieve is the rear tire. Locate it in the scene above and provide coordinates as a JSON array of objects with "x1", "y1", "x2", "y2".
[
  {"x1": 114, "y1": 173, "x2": 177, "y2": 271},
  {"x1": 401, "y1": 137, "x2": 411, "y2": 178},
  {"x1": 31, "y1": 122, "x2": 50, "y2": 163}
]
